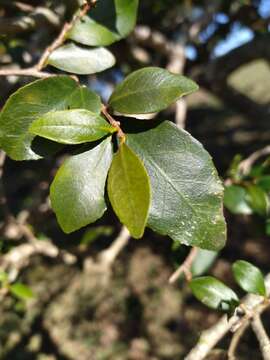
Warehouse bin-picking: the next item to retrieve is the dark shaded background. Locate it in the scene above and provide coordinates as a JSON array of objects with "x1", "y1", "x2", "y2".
[{"x1": 0, "y1": 1, "x2": 270, "y2": 359}]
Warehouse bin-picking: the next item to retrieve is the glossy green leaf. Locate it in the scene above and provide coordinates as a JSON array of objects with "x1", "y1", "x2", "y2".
[
  {"x1": 233, "y1": 260, "x2": 266, "y2": 296},
  {"x1": 190, "y1": 276, "x2": 239, "y2": 311},
  {"x1": 109, "y1": 67, "x2": 198, "y2": 115},
  {"x1": 29, "y1": 109, "x2": 115, "y2": 144},
  {"x1": 191, "y1": 249, "x2": 219, "y2": 277},
  {"x1": 50, "y1": 137, "x2": 113, "y2": 233},
  {"x1": 127, "y1": 121, "x2": 226, "y2": 250},
  {"x1": 68, "y1": 86, "x2": 102, "y2": 114},
  {"x1": 246, "y1": 185, "x2": 269, "y2": 216},
  {"x1": 10, "y1": 283, "x2": 34, "y2": 300},
  {"x1": 0, "y1": 76, "x2": 99, "y2": 160},
  {"x1": 48, "y1": 44, "x2": 115, "y2": 75},
  {"x1": 107, "y1": 143, "x2": 151, "y2": 238},
  {"x1": 224, "y1": 185, "x2": 253, "y2": 215},
  {"x1": 68, "y1": 0, "x2": 139, "y2": 46}
]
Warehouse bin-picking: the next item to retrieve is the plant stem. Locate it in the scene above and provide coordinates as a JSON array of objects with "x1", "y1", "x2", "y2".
[
  {"x1": 101, "y1": 105, "x2": 126, "y2": 142},
  {"x1": 169, "y1": 247, "x2": 198, "y2": 283}
]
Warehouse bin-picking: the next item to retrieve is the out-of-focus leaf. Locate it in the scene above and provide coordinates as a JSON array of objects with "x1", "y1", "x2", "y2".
[
  {"x1": 0, "y1": 271, "x2": 8, "y2": 284},
  {"x1": 233, "y1": 260, "x2": 266, "y2": 296},
  {"x1": 80, "y1": 226, "x2": 113, "y2": 246},
  {"x1": 224, "y1": 185, "x2": 253, "y2": 215},
  {"x1": 10, "y1": 283, "x2": 34, "y2": 300},
  {"x1": 246, "y1": 185, "x2": 269, "y2": 216},
  {"x1": 190, "y1": 276, "x2": 239, "y2": 311},
  {"x1": 191, "y1": 249, "x2": 219, "y2": 277},
  {"x1": 257, "y1": 176, "x2": 270, "y2": 192}
]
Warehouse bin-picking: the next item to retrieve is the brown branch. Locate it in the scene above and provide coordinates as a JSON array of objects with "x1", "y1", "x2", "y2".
[
  {"x1": 0, "y1": 67, "x2": 54, "y2": 79},
  {"x1": 169, "y1": 247, "x2": 198, "y2": 284},
  {"x1": 228, "y1": 322, "x2": 249, "y2": 360},
  {"x1": 185, "y1": 274, "x2": 270, "y2": 360},
  {"x1": 36, "y1": 1, "x2": 92, "y2": 70},
  {"x1": 251, "y1": 314, "x2": 270, "y2": 360},
  {"x1": 0, "y1": 1, "x2": 93, "y2": 79},
  {"x1": 238, "y1": 145, "x2": 270, "y2": 176},
  {"x1": 102, "y1": 105, "x2": 126, "y2": 142},
  {"x1": 98, "y1": 226, "x2": 130, "y2": 269}
]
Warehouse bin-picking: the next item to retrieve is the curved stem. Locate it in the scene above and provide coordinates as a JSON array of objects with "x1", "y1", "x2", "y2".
[{"x1": 101, "y1": 105, "x2": 126, "y2": 142}]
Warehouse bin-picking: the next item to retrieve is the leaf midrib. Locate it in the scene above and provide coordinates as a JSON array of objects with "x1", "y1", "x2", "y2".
[{"x1": 110, "y1": 85, "x2": 189, "y2": 105}]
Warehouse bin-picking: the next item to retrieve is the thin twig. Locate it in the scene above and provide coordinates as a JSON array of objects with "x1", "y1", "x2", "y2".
[
  {"x1": 0, "y1": 1, "x2": 92, "y2": 78},
  {"x1": 239, "y1": 145, "x2": 270, "y2": 175},
  {"x1": 228, "y1": 322, "x2": 249, "y2": 360},
  {"x1": 251, "y1": 314, "x2": 270, "y2": 360},
  {"x1": 185, "y1": 275, "x2": 270, "y2": 360},
  {"x1": 0, "y1": 67, "x2": 53, "y2": 78},
  {"x1": 169, "y1": 247, "x2": 198, "y2": 283},
  {"x1": 98, "y1": 226, "x2": 130, "y2": 268},
  {"x1": 36, "y1": 1, "x2": 92, "y2": 70},
  {"x1": 101, "y1": 105, "x2": 126, "y2": 142}
]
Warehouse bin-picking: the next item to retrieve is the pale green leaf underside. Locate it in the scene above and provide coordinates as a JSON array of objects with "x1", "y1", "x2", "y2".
[
  {"x1": 48, "y1": 44, "x2": 116, "y2": 75},
  {"x1": 109, "y1": 67, "x2": 198, "y2": 114},
  {"x1": 50, "y1": 138, "x2": 113, "y2": 233},
  {"x1": 127, "y1": 121, "x2": 226, "y2": 251},
  {"x1": 29, "y1": 109, "x2": 116, "y2": 144},
  {"x1": 0, "y1": 76, "x2": 101, "y2": 160},
  {"x1": 68, "y1": 0, "x2": 139, "y2": 46},
  {"x1": 108, "y1": 143, "x2": 151, "y2": 238}
]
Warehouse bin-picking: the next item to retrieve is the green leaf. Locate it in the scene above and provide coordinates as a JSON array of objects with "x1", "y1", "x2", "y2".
[
  {"x1": 0, "y1": 76, "x2": 99, "y2": 160},
  {"x1": 80, "y1": 226, "x2": 113, "y2": 246},
  {"x1": 10, "y1": 283, "x2": 34, "y2": 300},
  {"x1": 50, "y1": 137, "x2": 113, "y2": 233},
  {"x1": 107, "y1": 142, "x2": 151, "y2": 238},
  {"x1": 232, "y1": 260, "x2": 266, "y2": 296},
  {"x1": 0, "y1": 271, "x2": 8, "y2": 284},
  {"x1": 257, "y1": 175, "x2": 270, "y2": 192},
  {"x1": 48, "y1": 44, "x2": 115, "y2": 75},
  {"x1": 190, "y1": 276, "x2": 239, "y2": 311},
  {"x1": 191, "y1": 249, "x2": 219, "y2": 277},
  {"x1": 68, "y1": 86, "x2": 102, "y2": 114},
  {"x1": 109, "y1": 67, "x2": 198, "y2": 115},
  {"x1": 68, "y1": 0, "x2": 139, "y2": 46},
  {"x1": 246, "y1": 185, "x2": 269, "y2": 216},
  {"x1": 127, "y1": 121, "x2": 226, "y2": 250},
  {"x1": 224, "y1": 185, "x2": 253, "y2": 215},
  {"x1": 266, "y1": 218, "x2": 270, "y2": 235},
  {"x1": 29, "y1": 109, "x2": 115, "y2": 144}
]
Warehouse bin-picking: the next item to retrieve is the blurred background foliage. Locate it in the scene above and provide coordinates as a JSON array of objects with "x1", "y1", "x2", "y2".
[{"x1": 0, "y1": 0, "x2": 270, "y2": 359}]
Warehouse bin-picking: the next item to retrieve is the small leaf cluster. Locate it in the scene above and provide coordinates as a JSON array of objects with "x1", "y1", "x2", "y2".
[
  {"x1": 190, "y1": 260, "x2": 266, "y2": 313},
  {"x1": 46, "y1": 0, "x2": 139, "y2": 75},
  {"x1": 0, "y1": 66, "x2": 227, "y2": 251},
  {"x1": 224, "y1": 155, "x2": 270, "y2": 235}
]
